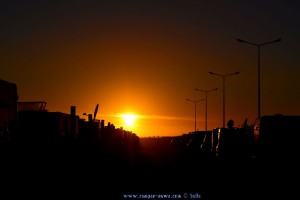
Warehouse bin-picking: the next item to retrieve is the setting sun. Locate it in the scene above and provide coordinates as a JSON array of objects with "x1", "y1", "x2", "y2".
[{"x1": 121, "y1": 114, "x2": 137, "y2": 127}]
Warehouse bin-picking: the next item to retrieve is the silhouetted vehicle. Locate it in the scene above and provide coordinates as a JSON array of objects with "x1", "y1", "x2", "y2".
[
  {"x1": 170, "y1": 136, "x2": 186, "y2": 149},
  {"x1": 199, "y1": 129, "x2": 217, "y2": 160},
  {"x1": 253, "y1": 114, "x2": 300, "y2": 162},
  {"x1": 0, "y1": 79, "x2": 18, "y2": 143},
  {"x1": 215, "y1": 127, "x2": 247, "y2": 161},
  {"x1": 18, "y1": 101, "x2": 47, "y2": 112},
  {"x1": 201, "y1": 119, "x2": 252, "y2": 162},
  {"x1": 17, "y1": 102, "x2": 79, "y2": 145},
  {"x1": 187, "y1": 131, "x2": 206, "y2": 152}
]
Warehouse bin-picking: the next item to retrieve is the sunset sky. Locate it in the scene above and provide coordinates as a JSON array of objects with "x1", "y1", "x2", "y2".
[{"x1": 2, "y1": 0, "x2": 300, "y2": 137}]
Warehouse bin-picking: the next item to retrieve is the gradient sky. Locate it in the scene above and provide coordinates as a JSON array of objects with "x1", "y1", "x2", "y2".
[{"x1": 2, "y1": 0, "x2": 300, "y2": 137}]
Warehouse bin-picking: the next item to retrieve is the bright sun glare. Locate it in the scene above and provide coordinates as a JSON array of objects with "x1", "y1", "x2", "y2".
[{"x1": 121, "y1": 114, "x2": 137, "y2": 127}]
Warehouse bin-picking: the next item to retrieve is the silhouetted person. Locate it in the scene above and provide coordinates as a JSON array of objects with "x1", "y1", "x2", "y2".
[
  {"x1": 217, "y1": 119, "x2": 245, "y2": 162},
  {"x1": 227, "y1": 119, "x2": 234, "y2": 129}
]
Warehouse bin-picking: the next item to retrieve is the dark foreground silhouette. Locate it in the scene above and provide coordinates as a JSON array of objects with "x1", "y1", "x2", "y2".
[{"x1": 0, "y1": 136, "x2": 298, "y2": 200}]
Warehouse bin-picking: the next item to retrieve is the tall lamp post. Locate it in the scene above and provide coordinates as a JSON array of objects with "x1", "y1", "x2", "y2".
[
  {"x1": 209, "y1": 71, "x2": 240, "y2": 128},
  {"x1": 194, "y1": 88, "x2": 218, "y2": 132},
  {"x1": 186, "y1": 98, "x2": 205, "y2": 133},
  {"x1": 237, "y1": 38, "x2": 281, "y2": 118}
]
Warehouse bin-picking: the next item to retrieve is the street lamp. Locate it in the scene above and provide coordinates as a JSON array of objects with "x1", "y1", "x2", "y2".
[
  {"x1": 186, "y1": 98, "x2": 205, "y2": 133},
  {"x1": 237, "y1": 38, "x2": 281, "y2": 118},
  {"x1": 194, "y1": 88, "x2": 218, "y2": 132},
  {"x1": 209, "y1": 71, "x2": 239, "y2": 128}
]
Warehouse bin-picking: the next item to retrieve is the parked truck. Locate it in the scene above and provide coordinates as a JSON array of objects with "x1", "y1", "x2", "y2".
[
  {"x1": 253, "y1": 114, "x2": 300, "y2": 161},
  {"x1": 17, "y1": 102, "x2": 79, "y2": 145}
]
